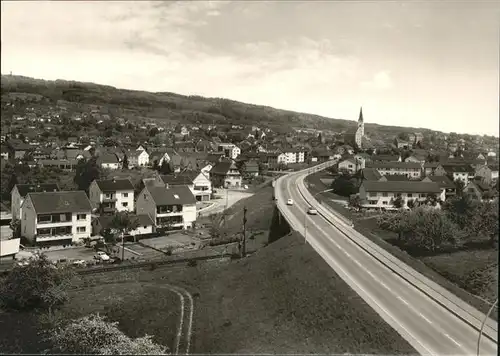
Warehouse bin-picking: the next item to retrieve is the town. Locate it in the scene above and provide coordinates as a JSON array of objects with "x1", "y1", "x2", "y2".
[
  {"x1": 0, "y1": 80, "x2": 498, "y2": 354},
  {"x1": 1, "y1": 1, "x2": 499, "y2": 354}
]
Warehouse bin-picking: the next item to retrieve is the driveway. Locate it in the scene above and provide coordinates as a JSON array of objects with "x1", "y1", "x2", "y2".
[{"x1": 201, "y1": 189, "x2": 254, "y2": 216}]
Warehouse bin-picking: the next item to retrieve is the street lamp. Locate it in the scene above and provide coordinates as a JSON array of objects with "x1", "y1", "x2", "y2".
[
  {"x1": 477, "y1": 298, "x2": 498, "y2": 356},
  {"x1": 304, "y1": 188, "x2": 334, "y2": 244}
]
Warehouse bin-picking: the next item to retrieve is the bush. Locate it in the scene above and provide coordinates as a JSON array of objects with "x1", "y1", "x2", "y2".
[
  {"x1": 187, "y1": 259, "x2": 198, "y2": 267},
  {"x1": 49, "y1": 313, "x2": 168, "y2": 354},
  {"x1": 0, "y1": 253, "x2": 75, "y2": 311}
]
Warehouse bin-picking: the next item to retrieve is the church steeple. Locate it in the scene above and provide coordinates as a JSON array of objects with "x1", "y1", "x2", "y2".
[{"x1": 358, "y1": 107, "x2": 364, "y2": 123}]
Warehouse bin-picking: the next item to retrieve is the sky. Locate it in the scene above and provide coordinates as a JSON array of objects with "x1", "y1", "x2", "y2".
[{"x1": 1, "y1": 1, "x2": 499, "y2": 136}]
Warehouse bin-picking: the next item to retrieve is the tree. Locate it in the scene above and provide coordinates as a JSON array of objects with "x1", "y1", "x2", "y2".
[
  {"x1": 9, "y1": 219, "x2": 21, "y2": 239},
  {"x1": 392, "y1": 195, "x2": 404, "y2": 209},
  {"x1": 331, "y1": 174, "x2": 359, "y2": 197},
  {"x1": 406, "y1": 199, "x2": 416, "y2": 209},
  {"x1": 442, "y1": 195, "x2": 478, "y2": 230},
  {"x1": 122, "y1": 154, "x2": 129, "y2": 170},
  {"x1": 0, "y1": 253, "x2": 75, "y2": 312},
  {"x1": 397, "y1": 207, "x2": 464, "y2": 252},
  {"x1": 74, "y1": 157, "x2": 101, "y2": 193},
  {"x1": 348, "y1": 194, "x2": 362, "y2": 211},
  {"x1": 49, "y1": 313, "x2": 168, "y2": 355},
  {"x1": 159, "y1": 160, "x2": 172, "y2": 175},
  {"x1": 454, "y1": 179, "x2": 465, "y2": 196},
  {"x1": 149, "y1": 127, "x2": 159, "y2": 137},
  {"x1": 6, "y1": 172, "x2": 18, "y2": 198},
  {"x1": 109, "y1": 212, "x2": 140, "y2": 257}
]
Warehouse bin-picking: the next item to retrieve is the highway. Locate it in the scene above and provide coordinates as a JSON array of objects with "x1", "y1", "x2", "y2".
[{"x1": 276, "y1": 164, "x2": 498, "y2": 356}]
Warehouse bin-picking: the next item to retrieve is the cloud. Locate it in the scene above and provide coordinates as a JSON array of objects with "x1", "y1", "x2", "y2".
[{"x1": 361, "y1": 71, "x2": 393, "y2": 90}]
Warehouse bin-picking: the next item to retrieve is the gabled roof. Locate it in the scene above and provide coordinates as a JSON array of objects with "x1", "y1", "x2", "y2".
[
  {"x1": 210, "y1": 161, "x2": 237, "y2": 175},
  {"x1": 361, "y1": 168, "x2": 382, "y2": 181},
  {"x1": 379, "y1": 174, "x2": 409, "y2": 182},
  {"x1": 98, "y1": 153, "x2": 119, "y2": 164},
  {"x1": 160, "y1": 174, "x2": 194, "y2": 186},
  {"x1": 95, "y1": 179, "x2": 134, "y2": 192},
  {"x1": 371, "y1": 154, "x2": 400, "y2": 162},
  {"x1": 442, "y1": 164, "x2": 474, "y2": 174},
  {"x1": 366, "y1": 162, "x2": 421, "y2": 169},
  {"x1": 147, "y1": 185, "x2": 197, "y2": 206},
  {"x1": 362, "y1": 181, "x2": 441, "y2": 193},
  {"x1": 28, "y1": 191, "x2": 92, "y2": 214},
  {"x1": 15, "y1": 183, "x2": 60, "y2": 197},
  {"x1": 423, "y1": 175, "x2": 455, "y2": 189}
]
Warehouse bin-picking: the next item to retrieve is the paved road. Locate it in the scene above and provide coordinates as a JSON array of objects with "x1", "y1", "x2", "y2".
[{"x1": 277, "y1": 169, "x2": 497, "y2": 356}]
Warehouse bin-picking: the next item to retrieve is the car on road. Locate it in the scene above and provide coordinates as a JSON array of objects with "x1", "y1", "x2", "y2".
[
  {"x1": 94, "y1": 251, "x2": 110, "y2": 262},
  {"x1": 287, "y1": 199, "x2": 294, "y2": 205},
  {"x1": 307, "y1": 207, "x2": 318, "y2": 215}
]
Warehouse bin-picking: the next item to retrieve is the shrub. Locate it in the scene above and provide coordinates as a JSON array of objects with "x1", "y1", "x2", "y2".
[{"x1": 187, "y1": 259, "x2": 198, "y2": 267}]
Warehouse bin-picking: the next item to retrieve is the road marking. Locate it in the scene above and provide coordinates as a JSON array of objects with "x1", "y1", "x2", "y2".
[
  {"x1": 418, "y1": 312, "x2": 433, "y2": 325},
  {"x1": 398, "y1": 296, "x2": 409, "y2": 306},
  {"x1": 444, "y1": 333, "x2": 462, "y2": 347}
]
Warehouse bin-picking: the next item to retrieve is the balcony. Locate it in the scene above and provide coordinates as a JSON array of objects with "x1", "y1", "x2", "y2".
[
  {"x1": 37, "y1": 213, "x2": 72, "y2": 226},
  {"x1": 103, "y1": 195, "x2": 117, "y2": 202},
  {"x1": 36, "y1": 226, "x2": 73, "y2": 241},
  {"x1": 157, "y1": 205, "x2": 183, "y2": 215}
]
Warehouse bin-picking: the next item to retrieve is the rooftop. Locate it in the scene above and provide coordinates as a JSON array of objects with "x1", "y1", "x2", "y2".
[
  {"x1": 28, "y1": 191, "x2": 92, "y2": 214},
  {"x1": 95, "y1": 179, "x2": 134, "y2": 192},
  {"x1": 147, "y1": 185, "x2": 197, "y2": 206},
  {"x1": 361, "y1": 181, "x2": 441, "y2": 194}
]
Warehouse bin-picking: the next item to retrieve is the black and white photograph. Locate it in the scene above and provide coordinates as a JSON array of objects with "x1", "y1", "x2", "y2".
[{"x1": 0, "y1": 1, "x2": 498, "y2": 355}]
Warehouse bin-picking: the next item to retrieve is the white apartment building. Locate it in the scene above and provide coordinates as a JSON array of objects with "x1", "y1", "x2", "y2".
[
  {"x1": 21, "y1": 191, "x2": 92, "y2": 245},
  {"x1": 136, "y1": 185, "x2": 197, "y2": 230},
  {"x1": 359, "y1": 181, "x2": 444, "y2": 210},
  {"x1": 218, "y1": 143, "x2": 241, "y2": 159},
  {"x1": 11, "y1": 183, "x2": 60, "y2": 222},
  {"x1": 366, "y1": 162, "x2": 423, "y2": 179},
  {"x1": 89, "y1": 179, "x2": 135, "y2": 213}
]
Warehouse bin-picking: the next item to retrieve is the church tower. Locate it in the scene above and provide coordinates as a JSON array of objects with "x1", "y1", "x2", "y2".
[
  {"x1": 354, "y1": 107, "x2": 364, "y2": 149},
  {"x1": 357, "y1": 107, "x2": 364, "y2": 137}
]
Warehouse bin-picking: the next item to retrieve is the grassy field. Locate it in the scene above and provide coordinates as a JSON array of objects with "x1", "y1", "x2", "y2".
[
  {"x1": 305, "y1": 171, "x2": 498, "y2": 319},
  {"x1": 47, "y1": 232, "x2": 415, "y2": 354},
  {"x1": 222, "y1": 184, "x2": 275, "y2": 236}
]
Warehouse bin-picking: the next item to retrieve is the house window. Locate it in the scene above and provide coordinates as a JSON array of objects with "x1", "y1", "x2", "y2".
[
  {"x1": 369, "y1": 192, "x2": 377, "y2": 197},
  {"x1": 77, "y1": 226, "x2": 86, "y2": 233},
  {"x1": 468, "y1": 188, "x2": 474, "y2": 192},
  {"x1": 77, "y1": 214, "x2": 86, "y2": 220},
  {"x1": 123, "y1": 193, "x2": 129, "y2": 197},
  {"x1": 407, "y1": 193, "x2": 413, "y2": 198},
  {"x1": 382, "y1": 201, "x2": 388, "y2": 205},
  {"x1": 122, "y1": 202, "x2": 128, "y2": 207},
  {"x1": 382, "y1": 192, "x2": 388, "y2": 197}
]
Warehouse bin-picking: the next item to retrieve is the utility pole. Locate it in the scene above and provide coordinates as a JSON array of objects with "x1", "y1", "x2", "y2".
[
  {"x1": 241, "y1": 206, "x2": 247, "y2": 258},
  {"x1": 121, "y1": 232, "x2": 125, "y2": 261}
]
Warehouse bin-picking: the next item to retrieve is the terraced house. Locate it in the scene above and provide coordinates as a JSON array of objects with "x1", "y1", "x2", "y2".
[
  {"x1": 20, "y1": 191, "x2": 92, "y2": 246},
  {"x1": 366, "y1": 161, "x2": 423, "y2": 179},
  {"x1": 136, "y1": 185, "x2": 197, "y2": 230},
  {"x1": 359, "y1": 181, "x2": 443, "y2": 210}
]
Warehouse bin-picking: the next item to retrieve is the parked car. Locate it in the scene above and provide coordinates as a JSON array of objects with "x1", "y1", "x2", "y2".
[
  {"x1": 94, "y1": 251, "x2": 110, "y2": 262},
  {"x1": 287, "y1": 199, "x2": 294, "y2": 206},
  {"x1": 307, "y1": 207, "x2": 318, "y2": 215},
  {"x1": 72, "y1": 259, "x2": 86, "y2": 267}
]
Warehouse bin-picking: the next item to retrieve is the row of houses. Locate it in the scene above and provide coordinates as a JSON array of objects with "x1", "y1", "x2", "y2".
[{"x1": 13, "y1": 178, "x2": 201, "y2": 246}]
